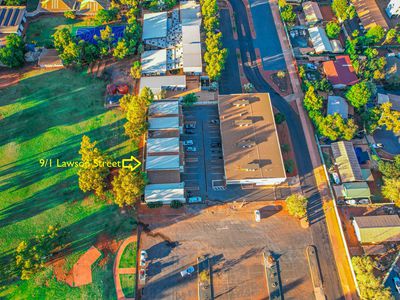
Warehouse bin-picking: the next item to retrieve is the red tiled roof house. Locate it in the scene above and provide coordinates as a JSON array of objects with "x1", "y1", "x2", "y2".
[{"x1": 322, "y1": 55, "x2": 359, "y2": 89}]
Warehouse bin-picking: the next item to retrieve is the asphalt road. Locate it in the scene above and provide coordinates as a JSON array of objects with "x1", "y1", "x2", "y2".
[{"x1": 219, "y1": 0, "x2": 345, "y2": 298}]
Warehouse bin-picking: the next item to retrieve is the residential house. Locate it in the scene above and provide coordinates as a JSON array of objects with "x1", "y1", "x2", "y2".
[
  {"x1": 327, "y1": 96, "x2": 349, "y2": 119},
  {"x1": 0, "y1": 6, "x2": 26, "y2": 47},
  {"x1": 302, "y1": 1, "x2": 323, "y2": 25},
  {"x1": 386, "y1": 0, "x2": 400, "y2": 18},
  {"x1": 353, "y1": 0, "x2": 389, "y2": 30},
  {"x1": 331, "y1": 141, "x2": 363, "y2": 183},
  {"x1": 322, "y1": 55, "x2": 359, "y2": 89},
  {"x1": 308, "y1": 26, "x2": 333, "y2": 54},
  {"x1": 353, "y1": 215, "x2": 400, "y2": 244}
]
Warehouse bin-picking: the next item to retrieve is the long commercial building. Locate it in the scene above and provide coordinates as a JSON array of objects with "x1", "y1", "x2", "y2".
[{"x1": 218, "y1": 93, "x2": 286, "y2": 186}]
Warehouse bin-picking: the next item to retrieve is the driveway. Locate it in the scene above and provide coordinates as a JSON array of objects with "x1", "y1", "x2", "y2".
[{"x1": 374, "y1": 129, "x2": 400, "y2": 155}]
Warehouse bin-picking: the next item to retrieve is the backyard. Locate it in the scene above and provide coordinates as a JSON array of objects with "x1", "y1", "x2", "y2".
[
  {"x1": 25, "y1": 16, "x2": 94, "y2": 47},
  {"x1": 0, "y1": 68, "x2": 136, "y2": 298}
]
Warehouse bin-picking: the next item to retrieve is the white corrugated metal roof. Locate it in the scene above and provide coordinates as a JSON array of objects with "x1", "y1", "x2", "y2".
[
  {"x1": 148, "y1": 116, "x2": 179, "y2": 130},
  {"x1": 145, "y1": 182, "x2": 185, "y2": 203},
  {"x1": 141, "y1": 49, "x2": 167, "y2": 74},
  {"x1": 140, "y1": 75, "x2": 186, "y2": 94},
  {"x1": 146, "y1": 155, "x2": 180, "y2": 170},
  {"x1": 308, "y1": 27, "x2": 333, "y2": 54},
  {"x1": 183, "y1": 43, "x2": 202, "y2": 73},
  {"x1": 143, "y1": 12, "x2": 168, "y2": 40},
  {"x1": 149, "y1": 101, "x2": 179, "y2": 116},
  {"x1": 180, "y1": 1, "x2": 201, "y2": 27},
  {"x1": 147, "y1": 137, "x2": 180, "y2": 153},
  {"x1": 182, "y1": 25, "x2": 201, "y2": 44}
]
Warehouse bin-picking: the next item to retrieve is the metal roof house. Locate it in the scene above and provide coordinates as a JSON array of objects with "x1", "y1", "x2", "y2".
[
  {"x1": 327, "y1": 96, "x2": 349, "y2": 119},
  {"x1": 140, "y1": 75, "x2": 186, "y2": 98},
  {"x1": 331, "y1": 141, "x2": 363, "y2": 183},
  {"x1": 142, "y1": 12, "x2": 168, "y2": 40},
  {"x1": 0, "y1": 6, "x2": 26, "y2": 46},
  {"x1": 148, "y1": 116, "x2": 180, "y2": 131},
  {"x1": 302, "y1": 1, "x2": 323, "y2": 24},
  {"x1": 145, "y1": 155, "x2": 181, "y2": 184},
  {"x1": 353, "y1": 215, "x2": 400, "y2": 244},
  {"x1": 308, "y1": 26, "x2": 332, "y2": 54},
  {"x1": 180, "y1": 0, "x2": 201, "y2": 27},
  {"x1": 341, "y1": 182, "x2": 371, "y2": 199},
  {"x1": 386, "y1": 0, "x2": 400, "y2": 18},
  {"x1": 141, "y1": 49, "x2": 167, "y2": 75},
  {"x1": 353, "y1": 0, "x2": 389, "y2": 30},
  {"x1": 148, "y1": 100, "x2": 179, "y2": 117},
  {"x1": 145, "y1": 182, "x2": 185, "y2": 204},
  {"x1": 147, "y1": 137, "x2": 180, "y2": 154}
]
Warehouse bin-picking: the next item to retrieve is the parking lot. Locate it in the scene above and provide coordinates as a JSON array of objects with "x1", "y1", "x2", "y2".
[
  {"x1": 139, "y1": 202, "x2": 315, "y2": 300},
  {"x1": 181, "y1": 105, "x2": 293, "y2": 203}
]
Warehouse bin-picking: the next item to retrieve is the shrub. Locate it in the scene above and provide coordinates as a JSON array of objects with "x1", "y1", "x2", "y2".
[
  {"x1": 274, "y1": 112, "x2": 286, "y2": 124},
  {"x1": 64, "y1": 11, "x2": 76, "y2": 19},
  {"x1": 170, "y1": 200, "x2": 183, "y2": 209},
  {"x1": 284, "y1": 159, "x2": 294, "y2": 173},
  {"x1": 146, "y1": 202, "x2": 163, "y2": 208},
  {"x1": 326, "y1": 21, "x2": 341, "y2": 39}
]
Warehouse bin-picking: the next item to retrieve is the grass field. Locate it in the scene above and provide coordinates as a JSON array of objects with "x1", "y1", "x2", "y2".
[
  {"x1": 0, "y1": 68, "x2": 137, "y2": 298},
  {"x1": 120, "y1": 274, "x2": 136, "y2": 298},
  {"x1": 119, "y1": 242, "x2": 137, "y2": 268},
  {"x1": 26, "y1": 16, "x2": 94, "y2": 47}
]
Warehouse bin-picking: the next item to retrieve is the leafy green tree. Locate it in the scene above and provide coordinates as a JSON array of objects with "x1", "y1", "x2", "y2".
[
  {"x1": 378, "y1": 155, "x2": 400, "y2": 179},
  {"x1": 383, "y1": 28, "x2": 397, "y2": 44},
  {"x1": 15, "y1": 225, "x2": 62, "y2": 280},
  {"x1": 286, "y1": 194, "x2": 308, "y2": 219},
  {"x1": 203, "y1": 15, "x2": 219, "y2": 32},
  {"x1": 95, "y1": 8, "x2": 118, "y2": 25},
  {"x1": 280, "y1": 4, "x2": 296, "y2": 24},
  {"x1": 130, "y1": 60, "x2": 141, "y2": 79},
  {"x1": 82, "y1": 42, "x2": 100, "y2": 63},
  {"x1": 365, "y1": 25, "x2": 385, "y2": 44},
  {"x1": 303, "y1": 86, "x2": 323, "y2": 112},
  {"x1": 0, "y1": 34, "x2": 25, "y2": 68},
  {"x1": 382, "y1": 178, "x2": 400, "y2": 206},
  {"x1": 182, "y1": 93, "x2": 198, "y2": 106},
  {"x1": 64, "y1": 11, "x2": 76, "y2": 19},
  {"x1": 345, "y1": 82, "x2": 372, "y2": 109},
  {"x1": 112, "y1": 168, "x2": 145, "y2": 206},
  {"x1": 284, "y1": 159, "x2": 294, "y2": 173},
  {"x1": 113, "y1": 39, "x2": 129, "y2": 59},
  {"x1": 361, "y1": 105, "x2": 382, "y2": 133},
  {"x1": 332, "y1": 0, "x2": 350, "y2": 22},
  {"x1": 78, "y1": 135, "x2": 109, "y2": 196},
  {"x1": 59, "y1": 41, "x2": 80, "y2": 66},
  {"x1": 204, "y1": 32, "x2": 227, "y2": 81},
  {"x1": 281, "y1": 143, "x2": 290, "y2": 153},
  {"x1": 378, "y1": 102, "x2": 400, "y2": 133},
  {"x1": 326, "y1": 21, "x2": 341, "y2": 39},
  {"x1": 275, "y1": 112, "x2": 286, "y2": 124},
  {"x1": 139, "y1": 87, "x2": 154, "y2": 107},
  {"x1": 4, "y1": 0, "x2": 25, "y2": 4},
  {"x1": 315, "y1": 113, "x2": 357, "y2": 141},
  {"x1": 352, "y1": 256, "x2": 392, "y2": 299},
  {"x1": 53, "y1": 28, "x2": 73, "y2": 52}
]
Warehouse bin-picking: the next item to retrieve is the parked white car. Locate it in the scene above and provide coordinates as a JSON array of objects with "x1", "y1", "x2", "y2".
[
  {"x1": 345, "y1": 199, "x2": 357, "y2": 205},
  {"x1": 183, "y1": 140, "x2": 193, "y2": 146},
  {"x1": 254, "y1": 210, "x2": 261, "y2": 222},
  {"x1": 180, "y1": 266, "x2": 195, "y2": 277},
  {"x1": 358, "y1": 199, "x2": 369, "y2": 205}
]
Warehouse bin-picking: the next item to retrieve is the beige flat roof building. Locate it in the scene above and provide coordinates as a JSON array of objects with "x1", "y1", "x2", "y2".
[{"x1": 218, "y1": 93, "x2": 286, "y2": 186}]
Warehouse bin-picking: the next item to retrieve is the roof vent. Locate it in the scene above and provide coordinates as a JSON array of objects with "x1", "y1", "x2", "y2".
[
  {"x1": 233, "y1": 99, "x2": 249, "y2": 107},
  {"x1": 234, "y1": 119, "x2": 252, "y2": 127},
  {"x1": 242, "y1": 163, "x2": 259, "y2": 171},
  {"x1": 237, "y1": 140, "x2": 256, "y2": 148}
]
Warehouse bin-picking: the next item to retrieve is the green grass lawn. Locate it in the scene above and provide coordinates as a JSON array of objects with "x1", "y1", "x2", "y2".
[
  {"x1": 0, "y1": 68, "x2": 137, "y2": 299},
  {"x1": 25, "y1": 16, "x2": 94, "y2": 47},
  {"x1": 120, "y1": 274, "x2": 136, "y2": 298},
  {"x1": 119, "y1": 242, "x2": 137, "y2": 268}
]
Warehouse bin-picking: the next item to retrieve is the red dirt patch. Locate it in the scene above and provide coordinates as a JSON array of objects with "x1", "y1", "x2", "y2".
[{"x1": 69, "y1": 246, "x2": 102, "y2": 287}]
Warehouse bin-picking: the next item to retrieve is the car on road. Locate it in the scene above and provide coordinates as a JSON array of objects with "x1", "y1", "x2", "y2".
[
  {"x1": 345, "y1": 199, "x2": 357, "y2": 205},
  {"x1": 358, "y1": 199, "x2": 369, "y2": 205},
  {"x1": 185, "y1": 129, "x2": 195, "y2": 134},
  {"x1": 183, "y1": 140, "x2": 193, "y2": 146},
  {"x1": 254, "y1": 210, "x2": 261, "y2": 222},
  {"x1": 140, "y1": 250, "x2": 148, "y2": 260},
  {"x1": 372, "y1": 143, "x2": 384, "y2": 149},
  {"x1": 185, "y1": 123, "x2": 196, "y2": 129},
  {"x1": 393, "y1": 276, "x2": 400, "y2": 293},
  {"x1": 180, "y1": 266, "x2": 195, "y2": 277},
  {"x1": 188, "y1": 196, "x2": 202, "y2": 203},
  {"x1": 211, "y1": 142, "x2": 221, "y2": 148},
  {"x1": 186, "y1": 146, "x2": 197, "y2": 152},
  {"x1": 139, "y1": 269, "x2": 147, "y2": 283},
  {"x1": 210, "y1": 119, "x2": 219, "y2": 124}
]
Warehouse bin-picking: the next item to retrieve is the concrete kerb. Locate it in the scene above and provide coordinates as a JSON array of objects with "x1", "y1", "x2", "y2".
[{"x1": 314, "y1": 134, "x2": 361, "y2": 297}]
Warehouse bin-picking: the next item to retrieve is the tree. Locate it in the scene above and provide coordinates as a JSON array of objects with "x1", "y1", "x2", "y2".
[
  {"x1": 113, "y1": 39, "x2": 129, "y2": 59},
  {"x1": 284, "y1": 159, "x2": 294, "y2": 173},
  {"x1": 280, "y1": 4, "x2": 296, "y2": 24},
  {"x1": 378, "y1": 155, "x2": 400, "y2": 179},
  {"x1": 64, "y1": 11, "x2": 76, "y2": 19},
  {"x1": 314, "y1": 113, "x2": 358, "y2": 141},
  {"x1": 275, "y1": 112, "x2": 286, "y2": 124},
  {"x1": 383, "y1": 28, "x2": 397, "y2": 44},
  {"x1": 286, "y1": 194, "x2": 308, "y2": 219},
  {"x1": 112, "y1": 168, "x2": 145, "y2": 207},
  {"x1": 365, "y1": 25, "x2": 385, "y2": 44},
  {"x1": 332, "y1": 0, "x2": 350, "y2": 22},
  {"x1": 303, "y1": 86, "x2": 323, "y2": 112},
  {"x1": 95, "y1": 8, "x2": 118, "y2": 25},
  {"x1": 281, "y1": 143, "x2": 290, "y2": 153},
  {"x1": 53, "y1": 28, "x2": 73, "y2": 52},
  {"x1": 352, "y1": 256, "x2": 392, "y2": 300},
  {"x1": 182, "y1": 93, "x2": 198, "y2": 106},
  {"x1": 0, "y1": 34, "x2": 25, "y2": 68},
  {"x1": 382, "y1": 178, "x2": 400, "y2": 206},
  {"x1": 345, "y1": 82, "x2": 372, "y2": 109},
  {"x1": 130, "y1": 60, "x2": 141, "y2": 79},
  {"x1": 78, "y1": 135, "x2": 109, "y2": 196},
  {"x1": 59, "y1": 41, "x2": 80, "y2": 66},
  {"x1": 326, "y1": 21, "x2": 341, "y2": 39},
  {"x1": 277, "y1": 71, "x2": 286, "y2": 78},
  {"x1": 15, "y1": 225, "x2": 62, "y2": 280},
  {"x1": 139, "y1": 87, "x2": 154, "y2": 107},
  {"x1": 243, "y1": 83, "x2": 254, "y2": 93},
  {"x1": 204, "y1": 32, "x2": 227, "y2": 81},
  {"x1": 378, "y1": 102, "x2": 400, "y2": 133}
]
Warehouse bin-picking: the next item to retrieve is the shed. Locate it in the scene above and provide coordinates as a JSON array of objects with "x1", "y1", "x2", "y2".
[
  {"x1": 353, "y1": 215, "x2": 400, "y2": 243},
  {"x1": 327, "y1": 96, "x2": 349, "y2": 119},
  {"x1": 302, "y1": 1, "x2": 323, "y2": 24},
  {"x1": 144, "y1": 182, "x2": 185, "y2": 204},
  {"x1": 308, "y1": 26, "x2": 333, "y2": 54},
  {"x1": 342, "y1": 182, "x2": 371, "y2": 199}
]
